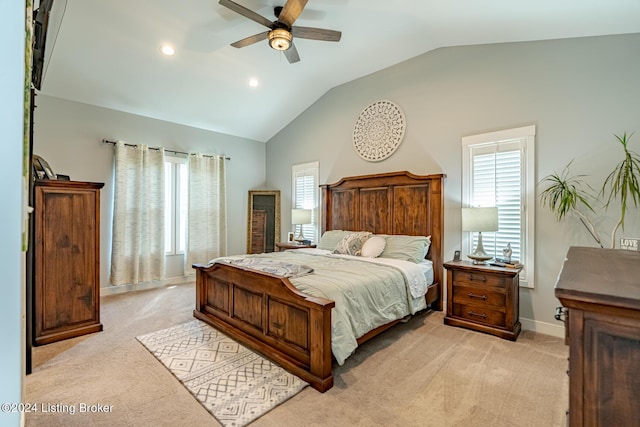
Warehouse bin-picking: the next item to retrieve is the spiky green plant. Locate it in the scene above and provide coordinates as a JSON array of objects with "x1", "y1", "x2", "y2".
[
  {"x1": 601, "y1": 132, "x2": 640, "y2": 247},
  {"x1": 540, "y1": 160, "x2": 603, "y2": 247}
]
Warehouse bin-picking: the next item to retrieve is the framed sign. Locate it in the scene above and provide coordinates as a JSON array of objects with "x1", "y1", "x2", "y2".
[{"x1": 620, "y1": 237, "x2": 639, "y2": 251}]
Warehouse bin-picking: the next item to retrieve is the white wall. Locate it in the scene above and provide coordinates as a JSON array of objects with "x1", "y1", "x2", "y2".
[
  {"x1": 265, "y1": 34, "x2": 640, "y2": 335},
  {"x1": 33, "y1": 95, "x2": 266, "y2": 290},
  {"x1": 0, "y1": 1, "x2": 26, "y2": 425}
]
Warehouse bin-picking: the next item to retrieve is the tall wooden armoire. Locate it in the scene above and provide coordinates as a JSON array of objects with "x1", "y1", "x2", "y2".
[{"x1": 33, "y1": 180, "x2": 104, "y2": 345}]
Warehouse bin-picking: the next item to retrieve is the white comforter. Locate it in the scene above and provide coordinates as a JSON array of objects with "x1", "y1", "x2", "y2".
[{"x1": 213, "y1": 249, "x2": 431, "y2": 365}]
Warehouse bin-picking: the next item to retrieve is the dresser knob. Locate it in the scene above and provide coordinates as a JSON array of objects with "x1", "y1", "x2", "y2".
[
  {"x1": 468, "y1": 292, "x2": 487, "y2": 300},
  {"x1": 469, "y1": 274, "x2": 487, "y2": 282}
]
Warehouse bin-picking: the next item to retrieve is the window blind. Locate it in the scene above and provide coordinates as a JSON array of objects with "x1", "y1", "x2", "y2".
[
  {"x1": 292, "y1": 162, "x2": 319, "y2": 242},
  {"x1": 471, "y1": 141, "x2": 523, "y2": 261}
]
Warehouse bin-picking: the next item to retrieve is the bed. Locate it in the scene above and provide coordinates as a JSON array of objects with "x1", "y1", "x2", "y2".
[{"x1": 192, "y1": 171, "x2": 445, "y2": 392}]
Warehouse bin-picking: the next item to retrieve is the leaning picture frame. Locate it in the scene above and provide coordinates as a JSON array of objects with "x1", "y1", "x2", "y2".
[
  {"x1": 32, "y1": 157, "x2": 46, "y2": 180},
  {"x1": 32, "y1": 155, "x2": 57, "y2": 180}
]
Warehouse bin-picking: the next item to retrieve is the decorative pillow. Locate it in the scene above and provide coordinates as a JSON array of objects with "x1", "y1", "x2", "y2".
[
  {"x1": 317, "y1": 230, "x2": 357, "y2": 251},
  {"x1": 377, "y1": 235, "x2": 431, "y2": 263},
  {"x1": 333, "y1": 232, "x2": 372, "y2": 256},
  {"x1": 360, "y1": 236, "x2": 386, "y2": 258}
]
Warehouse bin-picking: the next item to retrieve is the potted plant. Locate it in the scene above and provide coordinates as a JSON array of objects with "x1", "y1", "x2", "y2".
[{"x1": 540, "y1": 132, "x2": 640, "y2": 249}]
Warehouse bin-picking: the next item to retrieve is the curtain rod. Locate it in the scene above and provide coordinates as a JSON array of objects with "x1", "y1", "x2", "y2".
[{"x1": 102, "y1": 139, "x2": 230, "y2": 160}]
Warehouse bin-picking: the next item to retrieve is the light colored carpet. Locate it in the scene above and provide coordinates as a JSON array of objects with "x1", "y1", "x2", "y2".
[
  {"x1": 136, "y1": 320, "x2": 308, "y2": 427},
  {"x1": 25, "y1": 281, "x2": 569, "y2": 426}
]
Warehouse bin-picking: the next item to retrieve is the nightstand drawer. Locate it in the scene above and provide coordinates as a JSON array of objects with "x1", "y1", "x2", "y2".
[
  {"x1": 452, "y1": 303, "x2": 506, "y2": 328},
  {"x1": 452, "y1": 270, "x2": 506, "y2": 288},
  {"x1": 452, "y1": 284, "x2": 506, "y2": 309}
]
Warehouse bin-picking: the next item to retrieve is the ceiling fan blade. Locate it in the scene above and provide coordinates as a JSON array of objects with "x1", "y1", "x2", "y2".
[
  {"x1": 218, "y1": 0, "x2": 273, "y2": 28},
  {"x1": 292, "y1": 26, "x2": 341, "y2": 42},
  {"x1": 283, "y1": 42, "x2": 300, "y2": 63},
  {"x1": 230, "y1": 31, "x2": 269, "y2": 48},
  {"x1": 278, "y1": 0, "x2": 308, "y2": 28}
]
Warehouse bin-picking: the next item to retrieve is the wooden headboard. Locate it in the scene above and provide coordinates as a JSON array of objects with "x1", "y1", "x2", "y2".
[{"x1": 320, "y1": 171, "x2": 445, "y2": 305}]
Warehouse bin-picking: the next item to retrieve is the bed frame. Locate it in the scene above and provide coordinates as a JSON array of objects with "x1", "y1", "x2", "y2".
[{"x1": 193, "y1": 171, "x2": 445, "y2": 392}]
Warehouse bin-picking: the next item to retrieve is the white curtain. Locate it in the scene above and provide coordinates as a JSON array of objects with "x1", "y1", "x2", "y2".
[
  {"x1": 186, "y1": 154, "x2": 227, "y2": 274},
  {"x1": 110, "y1": 141, "x2": 166, "y2": 285}
]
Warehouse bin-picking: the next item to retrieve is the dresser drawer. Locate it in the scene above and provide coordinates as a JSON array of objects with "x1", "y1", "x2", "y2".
[
  {"x1": 452, "y1": 284, "x2": 506, "y2": 309},
  {"x1": 452, "y1": 303, "x2": 506, "y2": 328},
  {"x1": 452, "y1": 269, "x2": 506, "y2": 288}
]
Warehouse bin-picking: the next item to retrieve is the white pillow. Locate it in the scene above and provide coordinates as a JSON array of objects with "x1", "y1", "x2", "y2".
[
  {"x1": 317, "y1": 230, "x2": 356, "y2": 251},
  {"x1": 377, "y1": 234, "x2": 431, "y2": 263},
  {"x1": 360, "y1": 236, "x2": 386, "y2": 258}
]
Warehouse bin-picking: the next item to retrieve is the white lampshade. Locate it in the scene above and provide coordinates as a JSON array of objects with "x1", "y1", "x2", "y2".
[
  {"x1": 461, "y1": 207, "x2": 499, "y2": 232},
  {"x1": 292, "y1": 208, "x2": 312, "y2": 242},
  {"x1": 291, "y1": 208, "x2": 312, "y2": 225}
]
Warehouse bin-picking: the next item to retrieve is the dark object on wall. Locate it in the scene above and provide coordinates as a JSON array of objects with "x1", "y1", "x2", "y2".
[
  {"x1": 555, "y1": 246, "x2": 640, "y2": 426},
  {"x1": 26, "y1": 90, "x2": 36, "y2": 375},
  {"x1": 33, "y1": 180, "x2": 104, "y2": 345},
  {"x1": 32, "y1": 0, "x2": 55, "y2": 90},
  {"x1": 32, "y1": 154, "x2": 56, "y2": 179}
]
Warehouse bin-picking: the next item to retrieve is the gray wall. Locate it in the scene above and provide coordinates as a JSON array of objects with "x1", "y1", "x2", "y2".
[
  {"x1": 33, "y1": 95, "x2": 266, "y2": 290},
  {"x1": 1, "y1": 1, "x2": 26, "y2": 424},
  {"x1": 265, "y1": 34, "x2": 640, "y2": 335}
]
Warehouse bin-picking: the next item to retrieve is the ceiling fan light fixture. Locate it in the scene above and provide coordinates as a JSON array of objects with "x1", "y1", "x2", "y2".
[{"x1": 268, "y1": 28, "x2": 292, "y2": 51}]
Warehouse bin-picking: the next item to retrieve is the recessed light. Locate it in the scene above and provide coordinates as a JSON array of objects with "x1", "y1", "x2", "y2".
[
  {"x1": 160, "y1": 44, "x2": 175, "y2": 56},
  {"x1": 249, "y1": 78, "x2": 259, "y2": 88}
]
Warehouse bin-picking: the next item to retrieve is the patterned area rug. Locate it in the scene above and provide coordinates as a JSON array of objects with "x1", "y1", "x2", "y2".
[{"x1": 137, "y1": 320, "x2": 308, "y2": 427}]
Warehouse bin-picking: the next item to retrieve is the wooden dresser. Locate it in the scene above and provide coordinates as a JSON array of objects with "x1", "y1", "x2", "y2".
[
  {"x1": 444, "y1": 260, "x2": 521, "y2": 340},
  {"x1": 33, "y1": 180, "x2": 104, "y2": 345},
  {"x1": 555, "y1": 246, "x2": 640, "y2": 426}
]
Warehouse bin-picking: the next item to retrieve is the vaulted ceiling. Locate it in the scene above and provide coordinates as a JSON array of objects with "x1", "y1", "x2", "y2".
[{"x1": 39, "y1": 0, "x2": 640, "y2": 142}]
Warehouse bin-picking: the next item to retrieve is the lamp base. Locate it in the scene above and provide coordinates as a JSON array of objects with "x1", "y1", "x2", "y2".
[
  {"x1": 468, "y1": 231, "x2": 493, "y2": 264},
  {"x1": 467, "y1": 253, "x2": 493, "y2": 264}
]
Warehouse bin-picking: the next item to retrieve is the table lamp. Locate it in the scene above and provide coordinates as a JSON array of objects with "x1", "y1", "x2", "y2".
[
  {"x1": 291, "y1": 208, "x2": 312, "y2": 242},
  {"x1": 461, "y1": 207, "x2": 499, "y2": 264}
]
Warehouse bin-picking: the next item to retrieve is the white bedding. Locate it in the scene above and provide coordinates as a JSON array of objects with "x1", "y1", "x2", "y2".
[
  {"x1": 213, "y1": 249, "x2": 432, "y2": 364},
  {"x1": 293, "y1": 248, "x2": 433, "y2": 297}
]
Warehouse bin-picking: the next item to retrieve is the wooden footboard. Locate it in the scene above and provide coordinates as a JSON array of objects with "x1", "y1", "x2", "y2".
[{"x1": 192, "y1": 261, "x2": 336, "y2": 392}]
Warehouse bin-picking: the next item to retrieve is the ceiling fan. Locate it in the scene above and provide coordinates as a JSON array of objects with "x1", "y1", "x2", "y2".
[{"x1": 219, "y1": 0, "x2": 342, "y2": 63}]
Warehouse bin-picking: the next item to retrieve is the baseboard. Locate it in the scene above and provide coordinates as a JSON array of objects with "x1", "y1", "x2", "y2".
[
  {"x1": 100, "y1": 275, "x2": 195, "y2": 296},
  {"x1": 520, "y1": 317, "x2": 565, "y2": 338}
]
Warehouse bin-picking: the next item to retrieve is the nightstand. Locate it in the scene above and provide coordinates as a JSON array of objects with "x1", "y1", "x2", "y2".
[
  {"x1": 275, "y1": 242, "x2": 317, "y2": 251},
  {"x1": 444, "y1": 260, "x2": 521, "y2": 341}
]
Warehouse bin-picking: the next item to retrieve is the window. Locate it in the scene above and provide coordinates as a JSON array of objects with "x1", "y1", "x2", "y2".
[
  {"x1": 164, "y1": 156, "x2": 188, "y2": 255},
  {"x1": 292, "y1": 162, "x2": 319, "y2": 243},
  {"x1": 462, "y1": 125, "x2": 535, "y2": 288}
]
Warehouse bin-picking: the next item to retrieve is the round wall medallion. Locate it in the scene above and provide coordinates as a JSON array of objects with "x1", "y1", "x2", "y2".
[{"x1": 352, "y1": 100, "x2": 406, "y2": 162}]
